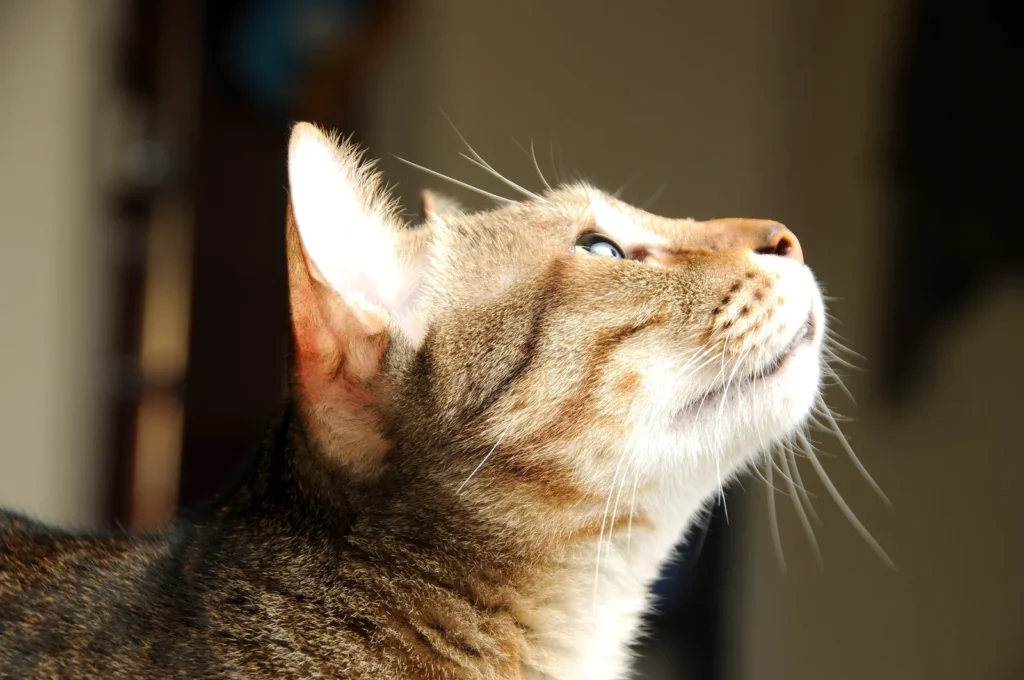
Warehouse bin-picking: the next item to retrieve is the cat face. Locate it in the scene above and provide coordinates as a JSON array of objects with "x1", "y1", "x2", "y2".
[{"x1": 287, "y1": 123, "x2": 822, "y2": 524}]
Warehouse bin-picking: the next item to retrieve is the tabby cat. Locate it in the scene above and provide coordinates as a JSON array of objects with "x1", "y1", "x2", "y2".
[{"x1": 0, "y1": 122, "x2": 824, "y2": 679}]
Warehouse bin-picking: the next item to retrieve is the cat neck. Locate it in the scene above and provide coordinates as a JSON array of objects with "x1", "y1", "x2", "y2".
[{"x1": 213, "y1": 408, "x2": 703, "y2": 680}]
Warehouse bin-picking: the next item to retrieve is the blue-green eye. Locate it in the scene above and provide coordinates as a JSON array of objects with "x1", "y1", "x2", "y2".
[{"x1": 574, "y1": 233, "x2": 624, "y2": 259}]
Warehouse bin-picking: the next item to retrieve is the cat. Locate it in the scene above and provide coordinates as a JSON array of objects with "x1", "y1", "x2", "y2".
[{"x1": 0, "y1": 122, "x2": 824, "y2": 679}]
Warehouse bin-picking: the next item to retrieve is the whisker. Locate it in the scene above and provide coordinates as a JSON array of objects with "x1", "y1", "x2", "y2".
[
  {"x1": 594, "y1": 436, "x2": 633, "y2": 609},
  {"x1": 799, "y1": 433, "x2": 894, "y2": 569},
  {"x1": 625, "y1": 394, "x2": 668, "y2": 552},
  {"x1": 393, "y1": 156, "x2": 515, "y2": 204},
  {"x1": 818, "y1": 399, "x2": 890, "y2": 506},
  {"x1": 625, "y1": 458, "x2": 643, "y2": 552},
  {"x1": 607, "y1": 440, "x2": 642, "y2": 557},
  {"x1": 823, "y1": 334, "x2": 866, "y2": 363},
  {"x1": 640, "y1": 184, "x2": 667, "y2": 210},
  {"x1": 765, "y1": 454, "x2": 787, "y2": 573},
  {"x1": 714, "y1": 341, "x2": 754, "y2": 513},
  {"x1": 548, "y1": 137, "x2": 563, "y2": 185},
  {"x1": 529, "y1": 140, "x2": 552, "y2": 192},
  {"x1": 457, "y1": 422, "x2": 513, "y2": 493},
  {"x1": 609, "y1": 170, "x2": 643, "y2": 200},
  {"x1": 780, "y1": 440, "x2": 822, "y2": 565},
  {"x1": 675, "y1": 345, "x2": 718, "y2": 376},
  {"x1": 628, "y1": 350, "x2": 711, "y2": 550},
  {"x1": 823, "y1": 346, "x2": 863, "y2": 372},
  {"x1": 823, "y1": 328, "x2": 859, "y2": 349},
  {"x1": 748, "y1": 452, "x2": 789, "y2": 494},
  {"x1": 692, "y1": 334, "x2": 732, "y2": 501},
  {"x1": 459, "y1": 153, "x2": 544, "y2": 201},
  {"x1": 511, "y1": 138, "x2": 554, "y2": 193},
  {"x1": 799, "y1": 431, "x2": 837, "y2": 461},
  {"x1": 786, "y1": 442, "x2": 821, "y2": 525},
  {"x1": 767, "y1": 444, "x2": 797, "y2": 486},
  {"x1": 805, "y1": 412, "x2": 829, "y2": 434},
  {"x1": 696, "y1": 336, "x2": 731, "y2": 420},
  {"x1": 814, "y1": 403, "x2": 853, "y2": 423},
  {"x1": 440, "y1": 112, "x2": 543, "y2": 201},
  {"x1": 822, "y1": 362, "x2": 857, "y2": 405}
]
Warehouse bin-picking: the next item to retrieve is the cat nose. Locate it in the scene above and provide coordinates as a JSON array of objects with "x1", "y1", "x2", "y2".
[
  {"x1": 756, "y1": 224, "x2": 803, "y2": 264},
  {"x1": 698, "y1": 218, "x2": 805, "y2": 265}
]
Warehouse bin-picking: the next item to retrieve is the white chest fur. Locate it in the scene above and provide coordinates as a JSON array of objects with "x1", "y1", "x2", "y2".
[{"x1": 521, "y1": 490, "x2": 711, "y2": 680}]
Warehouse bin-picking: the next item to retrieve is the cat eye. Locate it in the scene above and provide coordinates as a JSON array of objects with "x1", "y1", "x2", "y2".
[{"x1": 574, "y1": 233, "x2": 624, "y2": 259}]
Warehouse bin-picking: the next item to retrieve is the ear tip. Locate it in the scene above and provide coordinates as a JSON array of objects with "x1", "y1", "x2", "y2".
[
  {"x1": 289, "y1": 123, "x2": 369, "y2": 175},
  {"x1": 291, "y1": 120, "x2": 323, "y2": 137},
  {"x1": 288, "y1": 123, "x2": 353, "y2": 190},
  {"x1": 289, "y1": 122, "x2": 329, "y2": 154}
]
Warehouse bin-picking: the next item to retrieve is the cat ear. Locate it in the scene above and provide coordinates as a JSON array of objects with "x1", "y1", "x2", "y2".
[
  {"x1": 420, "y1": 189, "x2": 464, "y2": 223},
  {"x1": 288, "y1": 122, "x2": 429, "y2": 342},
  {"x1": 286, "y1": 123, "x2": 431, "y2": 472}
]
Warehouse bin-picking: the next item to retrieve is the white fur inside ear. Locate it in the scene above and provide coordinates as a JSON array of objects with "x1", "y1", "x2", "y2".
[{"x1": 288, "y1": 123, "x2": 424, "y2": 340}]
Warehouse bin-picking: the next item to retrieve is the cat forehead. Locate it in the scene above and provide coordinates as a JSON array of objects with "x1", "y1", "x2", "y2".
[{"x1": 439, "y1": 183, "x2": 678, "y2": 249}]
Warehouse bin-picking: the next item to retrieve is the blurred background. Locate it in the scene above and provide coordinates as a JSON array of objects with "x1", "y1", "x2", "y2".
[{"x1": 1, "y1": 0, "x2": 1021, "y2": 678}]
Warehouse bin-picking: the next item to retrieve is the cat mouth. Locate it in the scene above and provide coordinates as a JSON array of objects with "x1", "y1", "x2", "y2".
[
  {"x1": 676, "y1": 310, "x2": 816, "y2": 416},
  {"x1": 749, "y1": 311, "x2": 816, "y2": 383}
]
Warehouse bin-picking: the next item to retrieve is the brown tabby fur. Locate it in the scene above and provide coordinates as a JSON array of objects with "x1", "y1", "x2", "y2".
[{"x1": 0, "y1": 123, "x2": 824, "y2": 678}]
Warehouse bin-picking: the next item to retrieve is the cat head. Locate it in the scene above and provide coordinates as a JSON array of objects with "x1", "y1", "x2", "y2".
[{"x1": 286, "y1": 122, "x2": 823, "y2": 529}]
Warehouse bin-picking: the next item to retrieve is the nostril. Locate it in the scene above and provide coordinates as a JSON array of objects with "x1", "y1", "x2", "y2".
[
  {"x1": 757, "y1": 225, "x2": 804, "y2": 264},
  {"x1": 755, "y1": 240, "x2": 791, "y2": 256},
  {"x1": 773, "y1": 237, "x2": 793, "y2": 257}
]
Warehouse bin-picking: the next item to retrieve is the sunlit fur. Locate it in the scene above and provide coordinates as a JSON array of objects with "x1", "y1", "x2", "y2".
[{"x1": 285, "y1": 122, "x2": 826, "y2": 679}]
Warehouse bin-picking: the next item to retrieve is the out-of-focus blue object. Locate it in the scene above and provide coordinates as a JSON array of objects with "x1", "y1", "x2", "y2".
[{"x1": 224, "y1": 0, "x2": 375, "y2": 112}]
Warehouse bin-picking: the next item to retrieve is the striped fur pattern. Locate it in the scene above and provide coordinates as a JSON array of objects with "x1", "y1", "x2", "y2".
[{"x1": 0, "y1": 123, "x2": 825, "y2": 678}]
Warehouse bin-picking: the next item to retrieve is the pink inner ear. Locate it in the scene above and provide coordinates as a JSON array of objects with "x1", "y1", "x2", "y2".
[
  {"x1": 287, "y1": 217, "x2": 389, "y2": 420},
  {"x1": 293, "y1": 339, "x2": 384, "y2": 424},
  {"x1": 291, "y1": 293, "x2": 392, "y2": 479},
  {"x1": 289, "y1": 255, "x2": 392, "y2": 478}
]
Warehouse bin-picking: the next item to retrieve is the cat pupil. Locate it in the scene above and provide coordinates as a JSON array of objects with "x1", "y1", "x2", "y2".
[{"x1": 575, "y1": 233, "x2": 624, "y2": 258}]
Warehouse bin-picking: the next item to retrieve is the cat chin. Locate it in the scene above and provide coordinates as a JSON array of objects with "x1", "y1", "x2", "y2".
[
  {"x1": 668, "y1": 333, "x2": 821, "y2": 426},
  {"x1": 653, "y1": 331, "x2": 822, "y2": 479},
  {"x1": 735, "y1": 340, "x2": 822, "y2": 441}
]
